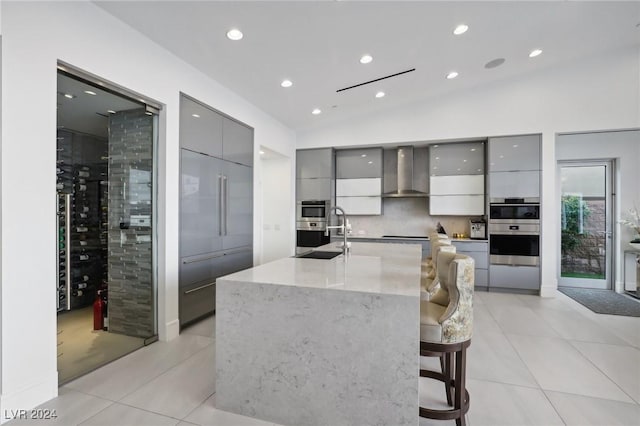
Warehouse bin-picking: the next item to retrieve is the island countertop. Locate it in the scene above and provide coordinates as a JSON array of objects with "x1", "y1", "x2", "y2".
[
  {"x1": 216, "y1": 241, "x2": 422, "y2": 426},
  {"x1": 221, "y1": 241, "x2": 422, "y2": 297}
]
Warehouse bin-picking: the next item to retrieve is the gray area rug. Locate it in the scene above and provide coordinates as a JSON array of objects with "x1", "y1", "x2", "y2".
[{"x1": 559, "y1": 288, "x2": 640, "y2": 317}]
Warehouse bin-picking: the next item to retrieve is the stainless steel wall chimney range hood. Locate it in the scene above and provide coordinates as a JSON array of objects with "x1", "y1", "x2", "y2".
[{"x1": 382, "y1": 146, "x2": 429, "y2": 198}]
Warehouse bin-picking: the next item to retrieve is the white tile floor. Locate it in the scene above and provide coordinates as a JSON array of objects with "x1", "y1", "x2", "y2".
[{"x1": 10, "y1": 291, "x2": 640, "y2": 426}]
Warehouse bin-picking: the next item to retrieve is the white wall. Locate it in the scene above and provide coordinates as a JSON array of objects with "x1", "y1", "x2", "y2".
[
  {"x1": 260, "y1": 149, "x2": 294, "y2": 263},
  {"x1": 298, "y1": 46, "x2": 640, "y2": 299},
  {"x1": 557, "y1": 130, "x2": 640, "y2": 292},
  {"x1": 0, "y1": 1, "x2": 295, "y2": 415}
]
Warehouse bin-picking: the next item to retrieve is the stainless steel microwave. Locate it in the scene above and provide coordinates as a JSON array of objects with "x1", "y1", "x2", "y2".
[{"x1": 296, "y1": 200, "x2": 330, "y2": 223}]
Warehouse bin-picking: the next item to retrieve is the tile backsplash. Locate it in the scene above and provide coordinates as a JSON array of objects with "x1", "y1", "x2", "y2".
[{"x1": 341, "y1": 198, "x2": 477, "y2": 237}]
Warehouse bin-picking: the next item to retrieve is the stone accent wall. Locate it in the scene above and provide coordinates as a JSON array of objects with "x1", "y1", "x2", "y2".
[{"x1": 107, "y1": 109, "x2": 155, "y2": 338}]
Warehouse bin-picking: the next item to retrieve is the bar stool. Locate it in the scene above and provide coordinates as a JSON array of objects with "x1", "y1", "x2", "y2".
[
  {"x1": 420, "y1": 243, "x2": 456, "y2": 301},
  {"x1": 421, "y1": 232, "x2": 449, "y2": 270},
  {"x1": 419, "y1": 253, "x2": 474, "y2": 426}
]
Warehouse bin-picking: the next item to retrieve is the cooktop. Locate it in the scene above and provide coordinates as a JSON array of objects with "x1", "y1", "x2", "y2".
[{"x1": 382, "y1": 235, "x2": 429, "y2": 239}]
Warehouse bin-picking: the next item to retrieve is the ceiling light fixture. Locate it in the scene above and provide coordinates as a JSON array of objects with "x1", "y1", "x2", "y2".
[
  {"x1": 312, "y1": 108, "x2": 322, "y2": 115},
  {"x1": 529, "y1": 49, "x2": 543, "y2": 58},
  {"x1": 361, "y1": 154, "x2": 367, "y2": 157},
  {"x1": 375, "y1": 91, "x2": 385, "y2": 98},
  {"x1": 368, "y1": 161, "x2": 373, "y2": 164},
  {"x1": 107, "y1": 110, "x2": 116, "y2": 114},
  {"x1": 453, "y1": 24, "x2": 469, "y2": 35},
  {"x1": 192, "y1": 114, "x2": 201, "y2": 118},
  {"x1": 281, "y1": 79, "x2": 293, "y2": 88},
  {"x1": 226, "y1": 28, "x2": 243, "y2": 41},
  {"x1": 485, "y1": 58, "x2": 506, "y2": 69},
  {"x1": 446, "y1": 71, "x2": 459, "y2": 79},
  {"x1": 64, "y1": 93, "x2": 74, "y2": 99},
  {"x1": 259, "y1": 150, "x2": 265, "y2": 155},
  {"x1": 84, "y1": 90, "x2": 97, "y2": 96},
  {"x1": 360, "y1": 54, "x2": 373, "y2": 64}
]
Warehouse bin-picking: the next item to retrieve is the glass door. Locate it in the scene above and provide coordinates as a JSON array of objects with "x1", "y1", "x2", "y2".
[{"x1": 559, "y1": 161, "x2": 614, "y2": 289}]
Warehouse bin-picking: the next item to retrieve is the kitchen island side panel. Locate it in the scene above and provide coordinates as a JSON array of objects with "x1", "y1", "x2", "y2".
[{"x1": 216, "y1": 279, "x2": 419, "y2": 426}]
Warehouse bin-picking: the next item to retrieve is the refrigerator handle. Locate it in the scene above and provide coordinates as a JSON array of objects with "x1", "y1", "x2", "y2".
[
  {"x1": 218, "y1": 174, "x2": 223, "y2": 236},
  {"x1": 223, "y1": 175, "x2": 229, "y2": 235}
]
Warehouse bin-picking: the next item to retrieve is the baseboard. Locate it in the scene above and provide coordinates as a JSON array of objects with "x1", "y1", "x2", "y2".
[
  {"x1": 160, "y1": 319, "x2": 180, "y2": 342},
  {"x1": 0, "y1": 372, "x2": 58, "y2": 424},
  {"x1": 540, "y1": 285, "x2": 558, "y2": 298}
]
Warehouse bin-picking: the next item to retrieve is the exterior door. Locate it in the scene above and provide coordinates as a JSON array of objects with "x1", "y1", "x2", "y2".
[{"x1": 559, "y1": 161, "x2": 614, "y2": 289}]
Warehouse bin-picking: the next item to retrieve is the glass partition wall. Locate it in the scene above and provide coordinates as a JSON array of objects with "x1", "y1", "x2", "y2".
[{"x1": 56, "y1": 69, "x2": 158, "y2": 383}]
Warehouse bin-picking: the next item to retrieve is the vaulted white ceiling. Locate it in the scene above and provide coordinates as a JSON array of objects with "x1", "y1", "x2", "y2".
[{"x1": 96, "y1": 1, "x2": 640, "y2": 131}]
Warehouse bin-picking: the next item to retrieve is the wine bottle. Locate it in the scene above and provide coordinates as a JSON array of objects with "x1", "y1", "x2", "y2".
[
  {"x1": 72, "y1": 289, "x2": 83, "y2": 297},
  {"x1": 78, "y1": 171, "x2": 90, "y2": 178},
  {"x1": 79, "y1": 254, "x2": 89, "y2": 261}
]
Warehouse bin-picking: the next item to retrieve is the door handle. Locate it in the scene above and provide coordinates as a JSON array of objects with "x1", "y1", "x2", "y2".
[
  {"x1": 223, "y1": 175, "x2": 228, "y2": 236},
  {"x1": 184, "y1": 282, "x2": 215, "y2": 294},
  {"x1": 218, "y1": 174, "x2": 223, "y2": 236}
]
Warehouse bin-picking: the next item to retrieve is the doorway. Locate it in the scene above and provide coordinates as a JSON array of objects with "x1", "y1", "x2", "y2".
[
  {"x1": 56, "y1": 68, "x2": 159, "y2": 384},
  {"x1": 559, "y1": 160, "x2": 614, "y2": 289},
  {"x1": 260, "y1": 147, "x2": 293, "y2": 264}
]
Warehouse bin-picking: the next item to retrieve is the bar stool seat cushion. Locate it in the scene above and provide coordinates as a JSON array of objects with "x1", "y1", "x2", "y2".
[{"x1": 420, "y1": 301, "x2": 446, "y2": 342}]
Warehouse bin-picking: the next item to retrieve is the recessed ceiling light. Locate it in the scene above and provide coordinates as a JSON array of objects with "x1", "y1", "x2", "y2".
[
  {"x1": 259, "y1": 150, "x2": 265, "y2": 155},
  {"x1": 192, "y1": 114, "x2": 200, "y2": 118},
  {"x1": 453, "y1": 24, "x2": 469, "y2": 35},
  {"x1": 361, "y1": 154, "x2": 367, "y2": 157},
  {"x1": 360, "y1": 54, "x2": 373, "y2": 64},
  {"x1": 485, "y1": 58, "x2": 506, "y2": 69},
  {"x1": 513, "y1": 144, "x2": 519, "y2": 148},
  {"x1": 433, "y1": 145, "x2": 439, "y2": 148},
  {"x1": 435, "y1": 157, "x2": 440, "y2": 160},
  {"x1": 470, "y1": 148, "x2": 476, "y2": 151},
  {"x1": 107, "y1": 110, "x2": 116, "y2": 114},
  {"x1": 312, "y1": 108, "x2": 322, "y2": 115},
  {"x1": 529, "y1": 49, "x2": 543, "y2": 58},
  {"x1": 446, "y1": 71, "x2": 459, "y2": 79},
  {"x1": 64, "y1": 93, "x2": 74, "y2": 99},
  {"x1": 477, "y1": 169, "x2": 482, "y2": 172},
  {"x1": 375, "y1": 91, "x2": 385, "y2": 98},
  {"x1": 457, "y1": 168, "x2": 461, "y2": 171},
  {"x1": 226, "y1": 28, "x2": 243, "y2": 41},
  {"x1": 463, "y1": 159, "x2": 467, "y2": 162},
  {"x1": 368, "y1": 161, "x2": 373, "y2": 164},
  {"x1": 281, "y1": 79, "x2": 293, "y2": 88},
  {"x1": 145, "y1": 112, "x2": 153, "y2": 116},
  {"x1": 84, "y1": 90, "x2": 97, "y2": 96},
  {"x1": 499, "y1": 155, "x2": 504, "y2": 159}
]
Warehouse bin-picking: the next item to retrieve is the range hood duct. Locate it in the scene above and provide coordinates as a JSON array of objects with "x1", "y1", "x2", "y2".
[{"x1": 383, "y1": 146, "x2": 428, "y2": 198}]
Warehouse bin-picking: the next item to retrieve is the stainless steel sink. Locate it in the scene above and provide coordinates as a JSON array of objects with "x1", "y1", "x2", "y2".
[{"x1": 296, "y1": 251, "x2": 342, "y2": 260}]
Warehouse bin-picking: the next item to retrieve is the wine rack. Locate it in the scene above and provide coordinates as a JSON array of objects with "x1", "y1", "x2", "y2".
[{"x1": 57, "y1": 194, "x2": 71, "y2": 311}]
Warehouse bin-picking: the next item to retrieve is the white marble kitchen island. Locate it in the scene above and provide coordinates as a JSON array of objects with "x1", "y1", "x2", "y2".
[{"x1": 215, "y1": 242, "x2": 422, "y2": 426}]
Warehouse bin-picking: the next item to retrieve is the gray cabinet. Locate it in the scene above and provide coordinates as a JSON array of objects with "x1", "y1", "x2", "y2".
[
  {"x1": 296, "y1": 148, "x2": 334, "y2": 201},
  {"x1": 180, "y1": 94, "x2": 253, "y2": 167},
  {"x1": 297, "y1": 148, "x2": 333, "y2": 179},
  {"x1": 429, "y1": 141, "x2": 485, "y2": 216},
  {"x1": 223, "y1": 118, "x2": 253, "y2": 167},
  {"x1": 336, "y1": 148, "x2": 383, "y2": 179},
  {"x1": 180, "y1": 96, "x2": 223, "y2": 158},
  {"x1": 488, "y1": 170, "x2": 540, "y2": 200},
  {"x1": 452, "y1": 240, "x2": 489, "y2": 288},
  {"x1": 489, "y1": 264, "x2": 540, "y2": 291},
  {"x1": 429, "y1": 142, "x2": 485, "y2": 176},
  {"x1": 488, "y1": 135, "x2": 541, "y2": 172},
  {"x1": 179, "y1": 148, "x2": 253, "y2": 327}
]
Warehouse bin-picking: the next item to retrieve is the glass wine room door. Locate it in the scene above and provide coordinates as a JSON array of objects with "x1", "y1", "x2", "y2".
[
  {"x1": 559, "y1": 161, "x2": 614, "y2": 290},
  {"x1": 56, "y1": 68, "x2": 158, "y2": 384}
]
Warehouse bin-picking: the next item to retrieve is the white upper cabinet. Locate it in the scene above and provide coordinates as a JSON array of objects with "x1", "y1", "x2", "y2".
[
  {"x1": 336, "y1": 148, "x2": 383, "y2": 179},
  {"x1": 336, "y1": 178, "x2": 382, "y2": 196},
  {"x1": 489, "y1": 170, "x2": 540, "y2": 200},
  {"x1": 488, "y1": 135, "x2": 541, "y2": 172}
]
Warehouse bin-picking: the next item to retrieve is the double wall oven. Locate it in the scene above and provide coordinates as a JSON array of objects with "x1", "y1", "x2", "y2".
[
  {"x1": 489, "y1": 199, "x2": 540, "y2": 266},
  {"x1": 296, "y1": 200, "x2": 330, "y2": 251}
]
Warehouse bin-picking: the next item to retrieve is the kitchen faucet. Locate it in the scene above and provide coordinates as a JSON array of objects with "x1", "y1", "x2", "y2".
[{"x1": 325, "y1": 205, "x2": 350, "y2": 255}]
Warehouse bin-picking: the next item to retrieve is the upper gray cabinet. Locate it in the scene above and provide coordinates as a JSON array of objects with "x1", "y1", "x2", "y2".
[
  {"x1": 296, "y1": 148, "x2": 334, "y2": 201},
  {"x1": 336, "y1": 148, "x2": 383, "y2": 179},
  {"x1": 488, "y1": 135, "x2": 541, "y2": 172},
  {"x1": 223, "y1": 118, "x2": 253, "y2": 167},
  {"x1": 296, "y1": 148, "x2": 333, "y2": 179},
  {"x1": 429, "y1": 142, "x2": 485, "y2": 176},
  {"x1": 180, "y1": 94, "x2": 254, "y2": 167},
  {"x1": 180, "y1": 96, "x2": 223, "y2": 158}
]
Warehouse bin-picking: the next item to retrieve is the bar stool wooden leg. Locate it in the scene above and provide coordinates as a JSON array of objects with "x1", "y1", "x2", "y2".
[{"x1": 454, "y1": 345, "x2": 467, "y2": 426}]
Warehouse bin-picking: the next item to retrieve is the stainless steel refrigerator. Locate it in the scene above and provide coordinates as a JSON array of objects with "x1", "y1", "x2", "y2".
[{"x1": 180, "y1": 149, "x2": 253, "y2": 325}]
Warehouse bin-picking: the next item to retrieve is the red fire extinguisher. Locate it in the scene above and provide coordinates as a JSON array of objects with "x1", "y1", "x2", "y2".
[{"x1": 93, "y1": 290, "x2": 104, "y2": 330}]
